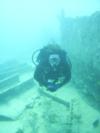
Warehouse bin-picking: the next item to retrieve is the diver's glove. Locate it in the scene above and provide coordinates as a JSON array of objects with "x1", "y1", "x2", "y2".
[{"x1": 46, "y1": 83, "x2": 61, "y2": 92}]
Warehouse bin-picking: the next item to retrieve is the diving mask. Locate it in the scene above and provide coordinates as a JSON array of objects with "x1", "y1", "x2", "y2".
[{"x1": 49, "y1": 54, "x2": 60, "y2": 67}]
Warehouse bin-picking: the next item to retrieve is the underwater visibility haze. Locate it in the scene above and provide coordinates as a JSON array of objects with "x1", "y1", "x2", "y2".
[{"x1": 0, "y1": 0, "x2": 100, "y2": 133}]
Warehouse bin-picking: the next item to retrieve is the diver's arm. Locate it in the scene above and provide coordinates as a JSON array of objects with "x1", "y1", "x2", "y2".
[
  {"x1": 34, "y1": 65, "x2": 47, "y2": 86},
  {"x1": 61, "y1": 71, "x2": 71, "y2": 86},
  {"x1": 57, "y1": 64, "x2": 71, "y2": 88}
]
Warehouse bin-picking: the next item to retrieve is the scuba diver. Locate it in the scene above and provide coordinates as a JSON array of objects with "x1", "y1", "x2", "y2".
[{"x1": 32, "y1": 44, "x2": 71, "y2": 92}]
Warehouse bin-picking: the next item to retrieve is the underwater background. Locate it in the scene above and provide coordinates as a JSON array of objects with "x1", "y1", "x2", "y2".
[{"x1": 0, "y1": 0, "x2": 100, "y2": 133}]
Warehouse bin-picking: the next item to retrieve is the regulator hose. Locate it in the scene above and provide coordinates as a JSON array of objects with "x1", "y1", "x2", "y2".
[{"x1": 32, "y1": 49, "x2": 40, "y2": 66}]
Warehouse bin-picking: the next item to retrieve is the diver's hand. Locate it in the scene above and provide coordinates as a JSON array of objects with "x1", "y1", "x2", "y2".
[{"x1": 47, "y1": 83, "x2": 61, "y2": 92}]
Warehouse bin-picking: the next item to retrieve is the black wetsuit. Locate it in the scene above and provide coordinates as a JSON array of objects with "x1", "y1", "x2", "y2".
[{"x1": 34, "y1": 49, "x2": 71, "y2": 89}]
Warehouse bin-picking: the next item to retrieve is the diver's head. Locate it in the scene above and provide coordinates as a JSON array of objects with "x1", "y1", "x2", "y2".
[{"x1": 49, "y1": 54, "x2": 61, "y2": 67}]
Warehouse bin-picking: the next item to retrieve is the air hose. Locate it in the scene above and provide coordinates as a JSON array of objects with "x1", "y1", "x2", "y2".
[{"x1": 32, "y1": 49, "x2": 40, "y2": 66}]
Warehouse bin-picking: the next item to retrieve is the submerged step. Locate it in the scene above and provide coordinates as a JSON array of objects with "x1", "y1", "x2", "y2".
[
  {"x1": 0, "y1": 74, "x2": 19, "y2": 91},
  {"x1": 0, "y1": 77, "x2": 34, "y2": 102},
  {"x1": 0, "y1": 84, "x2": 37, "y2": 121},
  {"x1": 0, "y1": 115, "x2": 14, "y2": 121},
  {"x1": 0, "y1": 70, "x2": 16, "y2": 80},
  {"x1": 0, "y1": 61, "x2": 20, "y2": 73},
  {"x1": 0, "y1": 63, "x2": 32, "y2": 80}
]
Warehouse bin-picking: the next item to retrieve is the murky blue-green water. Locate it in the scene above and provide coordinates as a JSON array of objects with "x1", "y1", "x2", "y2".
[{"x1": 0, "y1": 0, "x2": 100, "y2": 133}]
